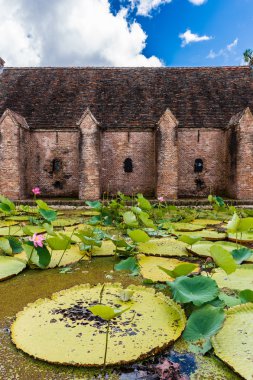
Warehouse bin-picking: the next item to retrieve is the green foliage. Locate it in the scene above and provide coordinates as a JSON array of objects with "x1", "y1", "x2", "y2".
[
  {"x1": 123, "y1": 211, "x2": 138, "y2": 227},
  {"x1": 218, "y1": 292, "x2": 241, "y2": 307},
  {"x1": 168, "y1": 276, "x2": 219, "y2": 306},
  {"x1": 36, "y1": 199, "x2": 51, "y2": 210},
  {"x1": 183, "y1": 305, "x2": 225, "y2": 354},
  {"x1": 114, "y1": 256, "x2": 139, "y2": 276},
  {"x1": 136, "y1": 194, "x2": 152, "y2": 211},
  {"x1": 88, "y1": 305, "x2": 129, "y2": 321},
  {"x1": 210, "y1": 245, "x2": 237, "y2": 274},
  {"x1": 0, "y1": 237, "x2": 12, "y2": 255},
  {"x1": 47, "y1": 234, "x2": 71, "y2": 250},
  {"x1": 35, "y1": 245, "x2": 51, "y2": 268},
  {"x1": 85, "y1": 200, "x2": 102, "y2": 210},
  {"x1": 178, "y1": 235, "x2": 202, "y2": 246},
  {"x1": 38, "y1": 208, "x2": 57, "y2": 223},
  {"x1": 232, "y1": 248, "x2": 253, "y2": 264},
  {"x1": 127, "y1": 229, "x2": 150, "y2": 243},
  {"x1": 239, "y1": 289, "x2": 253, "y2": 303},
  {"x1": 0, "y1": 196, "x2": 15, "y2": 213},
  {"x1": 8, "y1": 236, "x2": 23, "y2": 254},
  {"x1": 158, "y1": 263, "x2": 197, "y2": 279}
]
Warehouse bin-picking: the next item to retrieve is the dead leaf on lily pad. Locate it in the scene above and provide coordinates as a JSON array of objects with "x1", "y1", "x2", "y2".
[{"x1": 11, "y1": 283, "x2": 186, "y2": 367}]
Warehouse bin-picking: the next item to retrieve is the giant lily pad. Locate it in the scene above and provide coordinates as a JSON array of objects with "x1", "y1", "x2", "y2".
[
  {"x1": 138, "y1": 254, "x2": 199, "y2": 282},
  {"x1": 211, "y1": 267, "x2": 253, "y2": 291},
  {"x1": 52, "y1": 219, "x2": 80, "y2": 227},
  {"x1": 212, "y1": 304, "x2": 253, "y2": 380},
  {"x1": 138, "y1": 238, "x2": 188, "y2": 257},
  {"x1": 11, "y1": 284, "x2": 186, "y2": 366},
  {"x1": 176, "y1": 230, "x2": 226, "y2": 241},
  {"x1": 0, "y1": 225, "x2": 45, "y2": 237},
  {"x1": 172, "y1": 223, "x2": 204, "y2": 232},
  {"x1": 92, "y1": 240, "x2": 115, "y2": 256},
  {"x1": 228, "y1": 232, "x2": 253, "y2": 243},
  {"x1": 192, "y1": 219, "x2": 222, "y2": 226},
  {"x1": 0, "y1": 256, "x2": 26, "y2": 281},
  {"x1": 188, "y1": 240, "x2": 251, "y2": 259}
]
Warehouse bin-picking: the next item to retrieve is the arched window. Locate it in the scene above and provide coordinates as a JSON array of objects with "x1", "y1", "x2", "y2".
[
  {"x1": 52, "y1": 158, "x2": 62, "y2": 173},
  {"x1": 124, "y1": 158, "x2": 133, "y2": 173},
  {"x1": 194, "y1": 158, "x2": 203, "y2": 173}
]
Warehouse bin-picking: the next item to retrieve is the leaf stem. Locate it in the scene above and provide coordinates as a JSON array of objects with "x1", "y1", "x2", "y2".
[{"x1": 57, "y1": 228, "x2": 76, "y2": 267}]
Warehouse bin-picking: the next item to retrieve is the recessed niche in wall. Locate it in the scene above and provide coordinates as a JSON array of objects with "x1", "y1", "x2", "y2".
[
  {"x1": 124, "y1": 157, "x2": 133, "y2": 173},
  {"x1": 52, "y1": 158, "x2": 62, "y2": 173},
  {"x1": 194, "y1": 158, "x2": 203, "y2": 173},
  {"x1": 53, "y1": 181, "x2": 63, "y2": 189}
]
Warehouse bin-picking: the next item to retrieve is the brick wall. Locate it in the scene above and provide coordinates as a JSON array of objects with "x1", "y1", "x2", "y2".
[
  {"x1": 28, "y1": 130, "x2": 79, "y2": 198},
  {"x1": 101, "y1": 129, "x2": 156, "y2": 196},
  {"x1": 178, "y1": 128, "x2": 227, "y2": 197}
]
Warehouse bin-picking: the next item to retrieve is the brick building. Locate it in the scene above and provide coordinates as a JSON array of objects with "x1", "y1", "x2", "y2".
[{"x1": 0, "y1": 65, "x2": 253, "y2": 200}]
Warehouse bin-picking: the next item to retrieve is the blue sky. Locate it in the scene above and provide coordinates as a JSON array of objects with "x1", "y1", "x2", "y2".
[{"x1": 0, "y1": 0, "x2": 252, "y2": 67}]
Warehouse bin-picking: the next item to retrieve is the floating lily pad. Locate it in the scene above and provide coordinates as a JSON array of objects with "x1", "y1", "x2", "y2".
[
  {"x1": 0, "y1": 225, "x2": 45, "y2": 237},
  {"x1": 52, "y1": 219, "x2": 80, "y2": 227},
  {"x1": 138, "y1": 238, "x2": 188, "y2": 257},
  {"x1": 11, "y1": 284, "x2": 186, "y2": 366},
  {"x1": 212, "y1": 304, "x2": 253, "y2": 380},
  {"x1": 138, "y1": 254, "x2": 199, "y2": 282},
  {"x1": 192, "y1": 219, "x2": 222, "y2": 226},
  {"x1": 211, "y1": 267, "x2": 253, "y2": 291},
  {"x1": 92, "y1": 240, "x2": 115, "y2": 256},
  {"x1": 6, "y1": 216, "x2": 30, "y2": 222},
  {"x1": 172, "y1": 223, "x2": 204, "y2": 232},
  {"x1": 228, "y1": 232, "x2": 253, "y2": 243},
  {"x1": 188, "y1": 241, "x2": 252, "y2": 259},
  {"x1": 81, "y1": 210, "x2": 100, "y2": 216},
  {"x1": 0, "y1": 256, "x2": 26, "y2": 281},
  {"x1": 176, "y1": 230, "x2": 226, "y2": 241}
]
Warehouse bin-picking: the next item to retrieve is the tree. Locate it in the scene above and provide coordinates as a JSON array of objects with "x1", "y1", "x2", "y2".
[{"x1": 243, "y1": 49, "x2": 253, "y2": 67}]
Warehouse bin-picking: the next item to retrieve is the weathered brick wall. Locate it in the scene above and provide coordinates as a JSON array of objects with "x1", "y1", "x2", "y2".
[
  {"x1": 19, "y1": 127, "x2": 30, "y2": 198},
  {"x1": 101, "y1": 129, "x2": 156, "y2": 196},
  {"x1": 28, "y1": 130, "x2": 79, "y2": 197},
  {"x1": 225, "y1": 125, "x2": 238, "y2": 198},
  {"x1": 233, "y1": 108, "x2": 253, "y2": 199},
  {"x1": 0, "y1": 114, "x2": 22, "y2": 198},
  {"x1": 178, "y1": 128, "x2": 227, "y2": 197}
]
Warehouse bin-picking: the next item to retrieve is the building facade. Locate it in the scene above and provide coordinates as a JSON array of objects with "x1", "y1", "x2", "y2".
[{"x1": 0, "y1": 66, "x2": 253, "y2": 200}]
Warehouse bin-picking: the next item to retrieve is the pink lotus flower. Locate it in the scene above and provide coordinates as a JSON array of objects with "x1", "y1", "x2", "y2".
[
  {"x1": 158, "y1": 196, "x2": 164, "y2": 202},
  {"x1": 32, "y1": 187, "x2": 41, "y2": 196},
  {"x1": 29, "y1": 233, "x2": 45, "y2": 248}
]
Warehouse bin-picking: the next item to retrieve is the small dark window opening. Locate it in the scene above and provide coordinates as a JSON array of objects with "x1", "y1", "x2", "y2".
[
  {"x1": 53, "y1": 181, "x2": 63, "y2": 189},
  {"x1": 52, "y1": 159, "x2": 62, "y2": 173},
  {"x1": 194, "y1": 158, "x2": 203, "y2": 173},
  {"x1": 195, "y1": 178, "x2": 205, "y2": 190},
  {"x1": 124, "y1": 158, "x2": 133, "y2": 173}
]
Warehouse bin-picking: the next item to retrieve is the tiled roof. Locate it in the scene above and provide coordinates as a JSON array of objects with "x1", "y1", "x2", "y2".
[{"x1": 0, "y1": 66, "x2": 252, "y2": 129}]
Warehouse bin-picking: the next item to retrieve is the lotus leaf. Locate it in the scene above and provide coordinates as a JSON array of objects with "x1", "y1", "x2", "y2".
[
  {"x1": 212, "y1": 304, "x2": 253, "y2": 380},
  {"x1": 138, "y1": 238, "x2": 188, "y2": 257},
  {"x1": 211, "y1": 267, "x2": 253, "y2": 291},
  {"x1": 92, "y1": 240, "x2": 115, "y2": 256},
  {"x1": 0, "y1": 256, "x2": 26, "y2": 281},
  {"x1": 210, "y1": 245, "x2": 237, "y2": 275},
  {"x1": 172, "y1": 223, "x2": 204, "y2": 232},
  {"x1": 138, "y1": 255, "x2": 199, "y2": 282},
  {"x1": 176, "y1": 230, "x2": 226, "y2": 241},
  {"x1": 188, "y1": 240, "x2": 250, "y2": 258},
  {"x1": 168, "y1": 276, "x2": 219, "y2": 306},
  {"x1": 11, "y1": 284, "x2": 186, "y2": 366}
]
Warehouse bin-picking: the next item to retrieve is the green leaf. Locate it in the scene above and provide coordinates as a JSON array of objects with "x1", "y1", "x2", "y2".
[
  {"x1": 35, "y1": 245, "x2": 51, "y2": 267},
  {"x1": 43, "y1": 223, "x2": 57, "y2": 236},
  {"x1": 36, "y1": 199, "x2": 50, "y2": 210},
  {"x1": 137, "y1": 194, "x2": 152, "y2": 210},
  {"x1": 210, "y1": 245, "x2": 237, "y2": 274},
  {"x1": 158, "y1": 263, "x2": 197, "y2": 279},
  {"x1": 183, "y1": 305, "x2": 225, "y2": 354},
  {"x1": 39, "y1": 208, "x2": 57, "y2": 222},
  {"x1": 237, "y1": 218, "x2": 253, "y2": 233},
  {"x1": 85, "y1": 200, "x2": 102, "y2": 210},
  {"x1": 114, "y1": 257, "x2": 139, "y2": 276},
  {"x1": 7, "y1": 237, "x2": 23, "y2": 254},
  {"x1": 227, "y1": 213, "x2": 240, "y2": 233},
  {"x1": 47, "y1": 235, "x2": 71, "y2": 250},
  {"x1": 127, "y1": 229, "x2": 150, "y2": 243},
  {"x1": 0, "y1": 196, "x2": 15, "y2": 211},
  {"x1": 168, "y1": 276, "x2": 219, "y2": 306},
  {"x1": 178, "y1": 235, "x2": 202, "y2": 246},
  {"x1": 218, "y1": 292, "x2": 241, "y2": 307},
  {"x1": 123, "y1": 211, "x2": 138, "y2": 227},
  {"x1": 0, "y1": 203, "x2": 11, "y2": 213},
  {"x1": 0, "y1": 237, "x2": 12, "y2": 255},
  {"x1": 139, "y1": 212, "x2": 155, "y2": 228},
  {"x1": 239, "y1": 289, "x2": 253, "y2": 303},
  {"x1": 88, "y1": 305, "x2": 129, "y2": 321},
  {"x1": 22, "y1": 225, "x2": 34, "y2": 236},
  {"x1": 232, "y1": 248, "x2": 253, "y2": 264}
]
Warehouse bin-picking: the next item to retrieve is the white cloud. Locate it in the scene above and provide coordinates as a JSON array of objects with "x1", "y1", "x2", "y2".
[
  {"x1": 0, "y1": 0, "x2": 162, "y2": 67},
  {"x1": 207, "y1": 38, "x2": 239, "y2": 59},
  {"x1": 188, "y1": 0, "x2": 206, "y2": 5},
  {"x1": 130, "y1": 0, "x2": 172, "y2": 16},
  {"x1": 179, "y1": 29, "x2": 212, "y2": 47}
]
